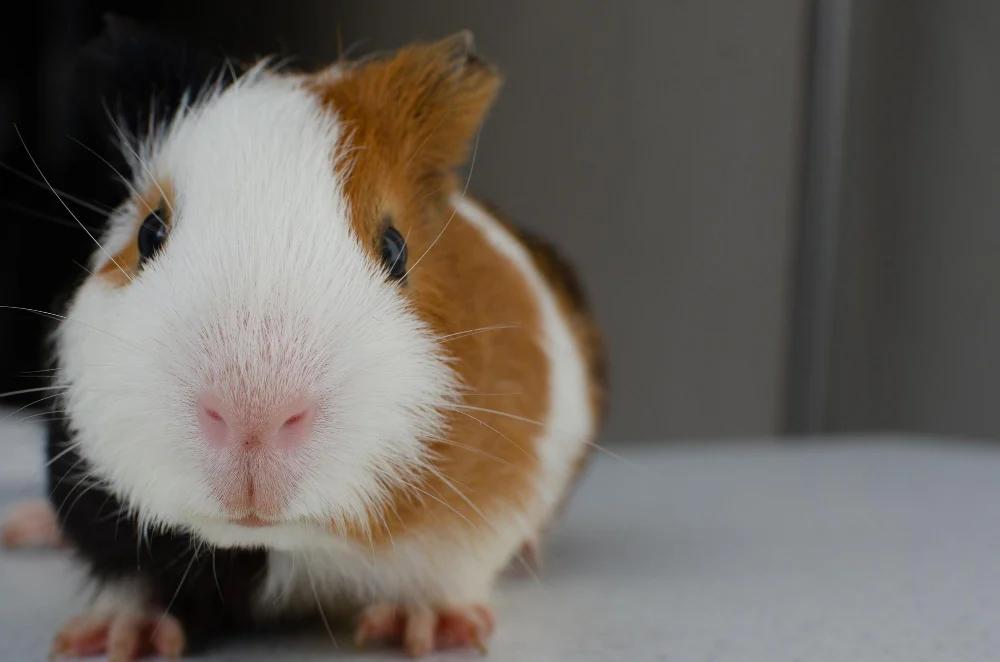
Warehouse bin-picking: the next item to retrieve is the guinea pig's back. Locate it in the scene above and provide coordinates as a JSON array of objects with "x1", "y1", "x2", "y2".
[{"x1": 446, "y1": 194, "x2": 606, "y2": 528}]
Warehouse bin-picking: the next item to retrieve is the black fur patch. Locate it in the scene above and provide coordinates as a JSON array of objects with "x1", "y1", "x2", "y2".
[{"x1": 46, "y1": 416, "x2": 268, "y2": 648}]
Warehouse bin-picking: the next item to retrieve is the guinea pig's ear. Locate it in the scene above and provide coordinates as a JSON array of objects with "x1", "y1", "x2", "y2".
[
  {"x1": 397, "y1": 31, "x2": 501, "y2": 169},
  {"x1": 79, "y1": 15, "x2": 228, "y2": 138},
  {"x1": 321, "y1": 31, "x2": 501, "y2": 172}
]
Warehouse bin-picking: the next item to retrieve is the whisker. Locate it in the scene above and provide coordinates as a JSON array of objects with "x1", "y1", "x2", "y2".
[
  {"x1": 14, "y1": 126, "x2": 133, "y2": 284},
  {"x1": 69, "y1": 136, "x2": 165, "y2": 225},
  {"x1": 0, "y1": 159, "x2": 113, "y2": 215},
  {"x1": 72, "y1": 259, "x2": 99, "y2": 279},
  {"x1": 3, "y1": 391, "x2": 65, "y2": 422},
  {"x1": 211, "y1": 549, "x2": 224, "y2": 603},
  {"x1": 0, "y1": 305, "x2": 144, "y2": 353},
  {"x1": 45, "y1": 441, "x2": 81, "y2": 468},
  {"x1": 50, "y1": 455, "x2": 87, "y2": 493},
  {"x1": 0, "y1": 385, "x2": 64, "y2": 398},
  {"x1": 451, "y1": 403, "x2": 635, "y2": 467},
  {"x1": 223, "y1": 57, "x2": 239, "y2": 84},
  {"x1": 581, "y1": 439, "x2": 637, "y2": 467},
  {"x1": 401, "y1": 128, "x2": 482, "y2": 280},
  {"x1": 450, "y1": 409, "x2": 533, "y2": 459},
  {"x1": 103, "y1": 117, "x2": 174, "y2": 216},
  {"x1": 435, "y1": 323, "x2": 520, "y2": 342},
  {"x1": 399, "y1": 478, "x2": 478, "y2": 531},
  {"x1": 0, "y1": 200, "x2": 90, "y2": 230},
  {"x1": 155, "y1": 551, "x2": 198, "y2": 639},
  {"x1": 424, "y1": 435, "x2": 519, "y2": 470},
  {"x1": 448, "y1": 403, "x2": 544, "y2": 427},
  {"x1": 56, "y1": 475, "x2": 105, "y2": 520},
  {"x1": 424, "y1": 466, "x2": 494, "y2": 533},
  {"x1": 304, "y1": 562, "x2": 338, "y2": 648}
]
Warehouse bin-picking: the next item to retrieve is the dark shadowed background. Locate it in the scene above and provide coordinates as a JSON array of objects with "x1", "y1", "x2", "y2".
[{"x1": 1, "y1": 0, "x2": 997, "y2": 444}]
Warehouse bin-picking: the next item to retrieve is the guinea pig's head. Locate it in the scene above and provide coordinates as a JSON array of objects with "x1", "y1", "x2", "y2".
[{"x1": 56, "y1": 32, "x2": 500, "y2": 548}]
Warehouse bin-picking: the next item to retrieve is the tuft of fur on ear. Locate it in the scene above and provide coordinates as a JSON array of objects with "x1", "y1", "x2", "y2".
[{"x1": 317, "y1": 31, "x2": 501, "y2": 174}]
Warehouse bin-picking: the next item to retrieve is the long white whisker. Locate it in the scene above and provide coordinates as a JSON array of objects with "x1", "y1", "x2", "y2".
[
  {"x1": 211, "y1": 549, "x2": 224, "y2": 603},
  {"x1": 104, "y1": 116, "x2": 174, "y2": 215},
  {"x1": 45, "y1": 441, "x2": 81, "y2": 468},
  {"x1": 451, "y1": 409, "x2": 532, "y2": 459},
  {"x1": 424, "y1": 435, "x2": 518, "y2": 470},
  {"x1": 69, "y1": 136, "x2": 165, "y2": 225},
  {"x1": 435, "y1": 323, "x2": 520, "y2": 342},
  {"x1": 0, "y1": 200, "x2": 91, "y2": 230},
  {"x1": 0, "y1": 305, "x2": 145, "y2": 353},
  {"x1": 401, "y1": 128, "x2": 482, "y2": 279},
  {"x1": 4, "y1": 391, "x2": 65, "y2": 422},
  {"x1": 448, "y1": 403, "x2": 544, "y2": 427},
  {"x1": 0, "y1": 159, "x2": 113, "y2": 215},
  {"x1": 155, "y1": 551, "x2": 198, "y2": 639},
  {"x1": 14, "y1": 126, "x2": 133, "y2": 283},
  {"x1": 305, "y1": 562, "x2": 338, "y2": 648},
  {"x1": 0, "y1": 385, "x2": 64, "y2": 398},
  {"x1": 424, "y1": 467, "x2": 495, "y2": 533}
]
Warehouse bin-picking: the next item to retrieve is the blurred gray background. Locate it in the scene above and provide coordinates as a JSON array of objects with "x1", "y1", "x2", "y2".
[{"x1": 4, "y1": 0, "x2": 999, "y2": 444}]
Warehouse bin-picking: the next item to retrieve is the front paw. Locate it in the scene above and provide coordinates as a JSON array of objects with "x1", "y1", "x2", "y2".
[
  {"x1": 51, "y1": 608, "x2": 185, "y2": 661},
  {"x1": 355, "y1": 603, "x2": 494, "y2": 657},
  {"x1": 2, "y1": 498, "x2": 66, "y2": 549}
]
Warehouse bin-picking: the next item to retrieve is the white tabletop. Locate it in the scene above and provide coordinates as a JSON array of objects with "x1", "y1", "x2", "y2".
[{"x1": 2, "y1": 415, "x2": 998, "y2": 661}]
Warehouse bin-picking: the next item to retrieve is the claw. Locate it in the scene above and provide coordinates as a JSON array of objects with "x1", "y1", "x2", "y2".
[
  {"x1": 51, "y1": 609, "x2": 184, "y2": 661},
  {"x1": 356, "y1": 602, "x2": 494, "y2": 656}
]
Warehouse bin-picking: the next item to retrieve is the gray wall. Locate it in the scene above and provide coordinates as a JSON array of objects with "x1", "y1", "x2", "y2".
[
  {"x1": 325, "y1": 1, "x2": 809, "y2": 442},
  {"x1": 825, "y1": 1, "x2": 1000, "y2": 438}
]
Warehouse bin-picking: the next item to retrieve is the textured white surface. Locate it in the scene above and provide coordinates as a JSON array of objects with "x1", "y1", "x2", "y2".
[{"x1": 2, "y1": 418, "x2": 1000, "y2": 661}]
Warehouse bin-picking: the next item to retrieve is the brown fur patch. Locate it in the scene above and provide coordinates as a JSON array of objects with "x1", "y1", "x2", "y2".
[
  {"x1": 311, "y1": 35, "x2": 603, "y2": 548},
  {"x1": 309, "y1": 32, "x2": 500, "y2": 261},
  {"x1": 98, "y1": 180, "x2": 174, "y2": 286}
]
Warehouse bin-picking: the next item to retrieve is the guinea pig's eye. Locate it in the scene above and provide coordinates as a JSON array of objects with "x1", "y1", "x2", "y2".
[
  {"x1": 137, "y1": 210, "x2": 169, "y2": 266},
  {"x1": 381, "y1": 225, "x2": 407, "y2": 280}
]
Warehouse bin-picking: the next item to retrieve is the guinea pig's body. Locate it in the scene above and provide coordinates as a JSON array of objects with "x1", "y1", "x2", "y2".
[{"x1": 13, "y1": 32, "x2": 604, "y2": 658}]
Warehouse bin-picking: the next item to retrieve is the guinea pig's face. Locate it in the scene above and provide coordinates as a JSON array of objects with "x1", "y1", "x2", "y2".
[{"x1": 56, "y1": 40, "x2": 498, "y2": 548}]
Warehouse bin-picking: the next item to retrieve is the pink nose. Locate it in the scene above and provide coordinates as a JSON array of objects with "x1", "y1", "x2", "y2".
[{"x1": 197, "y1": 393, "x2": 316, "y2": 451}]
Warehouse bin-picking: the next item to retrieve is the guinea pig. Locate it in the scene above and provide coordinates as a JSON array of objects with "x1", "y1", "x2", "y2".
[{"x1": 2, "y1": 26, "x2": 605, "y2": 659}]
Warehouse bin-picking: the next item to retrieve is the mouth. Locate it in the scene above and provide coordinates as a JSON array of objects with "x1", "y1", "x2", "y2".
[{"x1": 229, "y1": 515, "x2": 275, "y2": 528}]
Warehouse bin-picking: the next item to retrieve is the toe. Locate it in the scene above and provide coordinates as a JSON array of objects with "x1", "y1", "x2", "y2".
[
  {"x1": 52, "y1": 614, "x2": 110, "y2": 656},
  {"x1": 356, "y1": 604, "x2": 403, "y2": 646},
  {"x1": 403, "y1": 606, "x2": 435, "y2": 657},
  {"x1": 356, "y1": 603, "x2": 495, "y2": 655},
  {"x1": 107, "y1": 614, "x2": 144, "y2": 662},
  {"x1": 438, "y1": 605, "x2": 494, "y2": 653},
  {"x1": 151, "y1": 614, "x2": 186, "y2": 659}
]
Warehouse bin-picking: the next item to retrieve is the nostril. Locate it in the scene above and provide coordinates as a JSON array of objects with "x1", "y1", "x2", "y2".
[
  {"x1": 197, "y1": 395, "x2": 231, "y2": 447},
  {"x1": 275, "y1": 403, "x2": 315, "y2": 449},
  {"x1": 282, "y1": 410, "x2": 308, "y2": 428}
]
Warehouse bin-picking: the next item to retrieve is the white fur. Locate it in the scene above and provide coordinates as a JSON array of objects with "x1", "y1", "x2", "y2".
[
  {"x1": 58, "y1": 71, "x2": 455, "y2": 546},
  {"x1": 257, "y1": 196, "x2": 595, "y2": 612}
]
